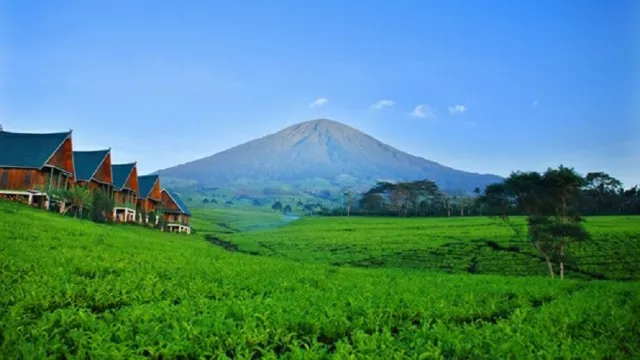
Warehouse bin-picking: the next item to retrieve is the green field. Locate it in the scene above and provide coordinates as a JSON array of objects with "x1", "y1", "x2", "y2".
[
  {"x1": 221, "y1": 216, "x2": 640, "y2": 280},
  {"x1": 1, "y1": 201, "x2": 640, "y2": 358}
]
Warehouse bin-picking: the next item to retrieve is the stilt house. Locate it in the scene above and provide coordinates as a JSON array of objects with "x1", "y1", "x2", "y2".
[
  {"x1": 136, "y1": 174, "x2": 162, "y2": 225},
  {"x1": 0, "y1": 130, "x2": 75, "y2": 208},
  {"x1": 160, "y1": 188, "x2": 192, "y2": 234},
  {"x1": 111, "y1": 162, "x2": 139, "y2": 222}
]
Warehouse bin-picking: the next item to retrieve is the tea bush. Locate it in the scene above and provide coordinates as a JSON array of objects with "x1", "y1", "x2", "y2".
[
  {"x1": 1, "y1": 201, "x2": 639, "y2": 358},
  {"x1": 225, "y1": 215, "x2": 640, "y2": 280}
]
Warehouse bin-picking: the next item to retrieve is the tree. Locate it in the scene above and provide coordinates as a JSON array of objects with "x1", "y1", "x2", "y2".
[
  {"x1": 202, "y1": 198, "x2": 210, "y2": 204},
  {"x1": 283, "y1": 204, "x2": 292, "y2": 214},
  {"x1": 343, "y1": 190, "x2": 354, "y2": 216},
  {"x1": 52, "y1": 185, "x2": 93, "y2": 218},
  {"x1": 359, "y1": 193, "x2": 384, "y2": 215},
  {"x1": 481, "y1": 166, "x2": 591, "y2": 280},
  {"x1": 473, "y1": 187, "x2": 483, "y2": 215},
  {"x1": 584, "y1": 172, "x2": 623, "y2": 214},
  {"x1": 90, "y1": 189, "x2": 114, "y2": 223},
  {"x1": 271, "y1": 201, "x2": 282, "y2": 212}
]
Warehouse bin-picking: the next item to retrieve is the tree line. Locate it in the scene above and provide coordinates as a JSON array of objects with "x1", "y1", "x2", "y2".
[{"x1": 321, "y1": 168, "x2": 639, "y2": 218}]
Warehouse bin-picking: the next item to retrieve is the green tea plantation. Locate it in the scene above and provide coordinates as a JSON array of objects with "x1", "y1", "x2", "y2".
[
  {"x1": 1, "y1": 201, "x2": 639, "y2": 359},
  {"x1": 222, "y1": 215, "x2": 640, "y2": 280}
]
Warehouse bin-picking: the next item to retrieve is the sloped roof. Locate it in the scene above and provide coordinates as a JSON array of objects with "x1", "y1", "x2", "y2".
[
  {"x1": 0, "y1": 131, "x2": 72, "y2": 169},
  {"x1": 112, "y1": 163, "x2": 136, "y2": 190},
  {"x1": 162, "y1": 189, "x2": 192, "y2": 216},
  {"x1": 73, "y1": 149, "x2": 110, "y2": 182},
  {"x1": 138, "y1": 174, "x2": 159, "y2": 199}
]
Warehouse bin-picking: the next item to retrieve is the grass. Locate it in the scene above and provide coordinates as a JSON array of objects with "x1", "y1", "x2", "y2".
[
  {"x1": 221, "y1": 215, "x2": 640, "y2": 280},
  {"x1": 1, "y1": 201, "x2": 639, "y2": 358},
  {"x1": 190, "y1": 207, "x2": 296, "y2": 235}
]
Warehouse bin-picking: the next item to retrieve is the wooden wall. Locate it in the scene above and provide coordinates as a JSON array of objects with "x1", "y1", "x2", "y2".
[
  {"x1": 149, "y1": 178, "x2": 161, "y2": 201},
  {"x1": 93, "y1": 153, "x2": 113, "y2": 185},
  {"x1": 0, "y1": 168, "x2": 44, "y2": 190},
  {"x1": 124, "y1": 166, "x2": 139, "y2": 194},
  {"x1": 75, "y1": 180, "x2": 112, "y2": 193},
  {"x1": 0, "y1": 167, "x2": 70, "y2": 191},
  {"x1": 46, "y1": 137, "x2": 74, "y2": 174},
  {"x1": 164, "y1": 212, "x2": 190, "y2": 225},
  {"x1": 137, "y1": 198, "x2": 160, "y2": 214},
  {"x1": 161, "y1": 191, "x2": 180, "y2": 212},
  {"x1": 114, "y1": 189, "x2": 138, "y2": 207}
]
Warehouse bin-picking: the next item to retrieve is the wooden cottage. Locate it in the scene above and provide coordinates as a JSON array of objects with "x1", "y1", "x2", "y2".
[
  {"x1": 111, "y1": 162, "x2": 139, "y2": 222},
  {"x1": 160, "y1": 188, "x2": 192, "y2": 234},
  {"x1": 72, "y1": 149, "x2": 113, "y2": 193},
  {"x1": 0, "y1": 130, "x2": 75, "y2": 208},
  {"x1": 136, "y1": 174, "x2": 162, "y2": 225}
]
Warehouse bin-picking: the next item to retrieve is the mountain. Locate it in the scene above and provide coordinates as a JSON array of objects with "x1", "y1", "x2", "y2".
[{"x1": 156, "y1": 119, "x2": 502, "y2": 196}]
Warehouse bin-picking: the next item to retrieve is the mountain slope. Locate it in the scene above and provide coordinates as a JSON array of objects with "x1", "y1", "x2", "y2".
[{"x1": 156, "y1": 119, "x2": 502, "y2": 193}]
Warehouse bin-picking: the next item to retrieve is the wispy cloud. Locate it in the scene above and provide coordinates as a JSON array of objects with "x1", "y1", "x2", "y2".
[
  {"x1": 448, "y1": 104, "x2": 466, "y2": 115},
  {"x1": 410, "y1": 104, "x2": 435, "y2": 119},
  {"x1": 309, "y1": 97, "x2": 328, "y2": 108},
  {"x1": 532, "y1": 100, "x2": 539, "y2": 108},
  {"x1": 370, "y1": 99, "x2": 395, "y2": 111}
]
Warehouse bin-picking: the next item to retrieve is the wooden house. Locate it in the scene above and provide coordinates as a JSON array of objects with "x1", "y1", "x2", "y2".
[
  {"x1": 160, "y1": 188, "x2": 192, "y2": 234},
  {"x1": 0, "y1": 130, "x2": 75, "y2": 208},
  {"x1": 136, "y1": 174, "x2": 162, "y2": 225},
  {"x1": 72, "y1": 149, "x2": 113, "y2": 193},
  {"x1": 111, "y1": 162, "x2": 139, "y2": 222}
]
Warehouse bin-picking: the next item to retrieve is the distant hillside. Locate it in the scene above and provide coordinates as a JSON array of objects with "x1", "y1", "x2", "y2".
[{"x1": 156, "y1": 119, "x2": 502, "y2": 199}]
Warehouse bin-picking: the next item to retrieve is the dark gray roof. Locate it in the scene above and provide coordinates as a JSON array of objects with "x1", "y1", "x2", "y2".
[
  {"x1": 73, "y1": 149, "x2": 110, "y2": 182},
  {"x1": 138, "y1": 174, "x2": 160, "y2": 199},
  {"x1": 112, "y1": 163, "x2": 137, "y2": 190},
  {"x1": 0, "y1": 131, "x2": 72, "y2": 169}
]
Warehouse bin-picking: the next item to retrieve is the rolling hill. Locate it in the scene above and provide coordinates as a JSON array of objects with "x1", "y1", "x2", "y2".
[{"x1": 156, "y1": 119, "x2": 502, "y2": 200}]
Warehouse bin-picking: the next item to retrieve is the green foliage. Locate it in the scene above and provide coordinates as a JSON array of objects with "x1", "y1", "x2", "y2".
[
  {"x1": 1, "y1": 201, "x2": 639, "y2": 358},
  {"x1": 225, "y1": 215, "x2": 640, "y2": 281},
  {"x1": 90, "y1": 189, "x2": 114, "y2": 223},
  {"x1": 482, "y1": 166, "x2": 595, "y2": 279}
]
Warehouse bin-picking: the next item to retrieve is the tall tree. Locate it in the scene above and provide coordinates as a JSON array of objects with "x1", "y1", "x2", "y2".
[
  {"x1": 481, "y1": 166, "x2": 590, "y2": 280},
  {"x1": 584, "y1": 172, "x2": 623, "y2": 214},
  {"x1": 343, "y1": 190, "x2": 354, "y2": 216}
]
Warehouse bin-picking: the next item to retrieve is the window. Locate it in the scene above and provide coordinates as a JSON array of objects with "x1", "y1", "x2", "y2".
[
  {"x1": 24, "y1": 171, "x2": 32, "y2": 188},
  {"x1": 0, "y1": 171, "x2": 8, "y2": 189}
]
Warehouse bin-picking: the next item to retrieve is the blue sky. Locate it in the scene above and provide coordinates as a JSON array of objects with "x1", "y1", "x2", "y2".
[{"x1": 1, "y1": 1, "x2": 638, "y2": 186}]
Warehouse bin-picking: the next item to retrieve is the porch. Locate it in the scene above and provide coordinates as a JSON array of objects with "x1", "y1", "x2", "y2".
[
  {"x1": 138, "y1": 211, "x2": 161, "y2": 226},
  {"x1": 0, "y1": 190, "x2": 50, "y2": 209},
  {"x1": 166, "y1": 223, "x2": 191, "y2": 234},
  {"x1": 113, "y1": 206, "x2": 136, "y2": 222}
]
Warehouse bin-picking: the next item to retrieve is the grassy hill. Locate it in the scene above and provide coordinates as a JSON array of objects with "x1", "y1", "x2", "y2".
[
  {"x1": 220, "y1": 215, "x2": 640, "y2": 280},
  {"x1": 1, "y1": 201, "x2": 639, "y2": 358}
]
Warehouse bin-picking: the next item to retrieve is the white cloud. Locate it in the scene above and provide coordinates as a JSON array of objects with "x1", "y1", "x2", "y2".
[
  {"x1": 448, "y1": 104, "x2": 466, "y2": 115},
  {"x1": 410, "y1": 104, "x2": 435, "y2": 118},
  {"x1": 532, "y1": 100, "x2": 539, "y2": 108},
  {"x1": 309, "y1": 97, "x2": 328, "y2": 108},
  {"x1": 371, "y1": 99, "x2": 395, "y2": 111}
]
